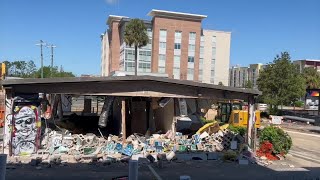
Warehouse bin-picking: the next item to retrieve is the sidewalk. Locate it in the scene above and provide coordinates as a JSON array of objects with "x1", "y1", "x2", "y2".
[
  {"x1": 280, "y1": 122, "x2": 320, "y2": 134},
  {"x1": 5, "y1": 159, "x2": 320, "y2": 180}
]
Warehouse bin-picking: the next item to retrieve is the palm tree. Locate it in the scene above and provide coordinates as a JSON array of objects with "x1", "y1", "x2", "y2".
[
  {"x1": 124, "y1": 19, "x2": 149, "y2": 76},
  {"x1": 303, "y1": 67, "x2": 320, "y2": 89}
]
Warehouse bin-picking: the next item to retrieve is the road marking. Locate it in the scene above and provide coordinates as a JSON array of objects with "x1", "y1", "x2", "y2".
[
  {"x1": 147, "y1": 165, "x2": 163, "y2": 180},
  {"x1": 290, "y1": 151, "x2": 320, "y2": 164},
  {"x1": 284, "y1": 129, "x2": 320, "y2": 138}
]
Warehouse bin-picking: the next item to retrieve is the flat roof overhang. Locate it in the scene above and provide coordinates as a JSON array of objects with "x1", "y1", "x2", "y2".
[
  {"x1": 147, "y1": 9, "x2": 207, "y2": 21},
  {"x1": 1, "y1": 76, "x2": 261, "y2": 99}
]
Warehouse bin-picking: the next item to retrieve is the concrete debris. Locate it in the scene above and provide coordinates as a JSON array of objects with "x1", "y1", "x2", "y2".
[
  {"x1": 260, "y1": 156, "x2": 267, "y2": 160},
  {"x1": 6, "y1": 125, "x2": 246, "y2": 165}
]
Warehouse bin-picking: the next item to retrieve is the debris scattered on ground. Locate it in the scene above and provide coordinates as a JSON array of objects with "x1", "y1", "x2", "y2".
[{"x1": 5, "y1": 122, "x2": 251, "y2": 166}]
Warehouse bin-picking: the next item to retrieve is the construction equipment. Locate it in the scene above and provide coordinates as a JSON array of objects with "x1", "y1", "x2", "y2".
[{"x1": 216, "y1": 100, "x2": 261, "y2": 128}]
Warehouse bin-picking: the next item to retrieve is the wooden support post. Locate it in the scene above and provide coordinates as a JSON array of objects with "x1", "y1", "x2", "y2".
[
  {"x1": 246, "y1": 96, "x2": 255, "y2": 149},
  {"x1": 121, "y1": 99, "x2": 126, "y2": 143},
  {"x1": 96, "y1": 96, "x2": 99, "y2": 114},
  {"x1": 172, "y1": 98, "x2": 177, "y2": 140}
]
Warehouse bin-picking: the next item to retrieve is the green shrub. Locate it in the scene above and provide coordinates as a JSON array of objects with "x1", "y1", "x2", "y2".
[
  {"x1": 259, "y1": 126, "x2": 292, "y2": 154},
  {"x1": 294, "y1": 101, "x2": 304, "y2": 107},
  {"x1": 228, "y1": 125, "x2": 246, "y2": 136},
  {"x1": 268, "y1": 106, "x2": 280, "y2": 115}
]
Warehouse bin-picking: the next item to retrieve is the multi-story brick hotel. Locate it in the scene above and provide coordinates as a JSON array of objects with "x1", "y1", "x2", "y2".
[{"x1": 101, "y1": 9, "x2": 231, "y2": 85}]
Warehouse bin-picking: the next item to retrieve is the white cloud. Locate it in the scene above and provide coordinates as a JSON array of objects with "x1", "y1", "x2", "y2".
[{"x1": 105, "y1": 0, "x2": 119, "y2": 5}]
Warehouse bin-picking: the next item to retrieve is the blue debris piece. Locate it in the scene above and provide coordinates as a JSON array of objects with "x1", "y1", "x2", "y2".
[
  {"x1": 115, "y1": 143, "x2": 123, "y2": 152},
  {"x1": 122, "y1": 144, "x2": 133, "y2": 156}
]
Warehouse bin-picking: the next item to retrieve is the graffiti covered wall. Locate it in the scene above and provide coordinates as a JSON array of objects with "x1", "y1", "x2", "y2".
[{"x1": 12, "y1": 105, "x2": 40, "y2": 155}]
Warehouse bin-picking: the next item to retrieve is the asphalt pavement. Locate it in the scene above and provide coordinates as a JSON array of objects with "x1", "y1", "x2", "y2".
[{"x1": 3, "y1": 125, "x2": 320, "y2": 179}]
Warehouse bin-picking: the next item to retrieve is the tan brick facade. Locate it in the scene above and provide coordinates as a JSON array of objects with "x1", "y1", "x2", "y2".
[{"x1": 151, "y1": 17, "x2": 201, "y2": 80}]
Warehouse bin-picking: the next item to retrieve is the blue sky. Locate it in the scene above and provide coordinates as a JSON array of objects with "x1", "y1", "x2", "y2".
[{"x1": 0, "y1": 0, "x2": 319, "y2": 75}]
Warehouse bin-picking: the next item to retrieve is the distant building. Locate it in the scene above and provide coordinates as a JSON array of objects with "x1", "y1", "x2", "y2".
[
  {"x1": 229, "y1": 63, "x2": 263, "y2": 89},
  {"x1": 229, "y1": 59, "x2": 320, "y2": 89},
  {"x1": 100, "y1": 9, "x2": 231, "y2": 85},
  {"x1": 229, "y1": 66, "x2": 249, "y2": 88},
  {"x1": 293, "y1": 59, "x2": 320, "y2": 73}
]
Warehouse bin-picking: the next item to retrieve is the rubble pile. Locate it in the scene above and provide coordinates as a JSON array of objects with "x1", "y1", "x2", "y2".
[{"x1": 33, "y1": 123, "x2": 246, "y2": 164}]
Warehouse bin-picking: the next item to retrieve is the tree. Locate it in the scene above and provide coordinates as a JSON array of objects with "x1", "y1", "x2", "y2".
[
  {"x1": 257, "y1": 52, "x2": 305, "y2": 113},
  {"x1": 2, "y1": 60, "x2": 75, "y2": 78},
  {"x1": 124, "y1": 19, "x2": 149, "y2": 76},
  {"x1": 218, "y1": 82, "x2": 224, "y2": 86},
  {"x1": 302, "y1": 67, "x2": 320, "y2": 89},
  {"x1": 33, "y1": 66, "x2": 75, "y2": 78},
  {"x1": 3, "y1": 60, "x2": 37, "y2": 77},
  {"x1": 244, "y1": 80, "x2": 253, "y2": 89},
  {"x1": 26, "y1": 60, "x2": 37, "y2": 77}
]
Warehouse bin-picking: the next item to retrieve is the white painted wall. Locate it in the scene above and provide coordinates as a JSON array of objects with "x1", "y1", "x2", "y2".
[{"x1": 202, "y1": 30, "x2": 231, "y2": 85}]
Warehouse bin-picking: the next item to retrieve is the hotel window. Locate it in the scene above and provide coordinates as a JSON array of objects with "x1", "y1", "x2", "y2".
[
  {"x1": 175, "y1": 31, "x2": 182, "y2": 39},
  {"x1": 173, "y1": 68, "x2": 180, "y2": 79},
  {"x1": 147, "y1": 28, "x2": 152, "y2": 38},
  {"x1": 138, "y1": 50, "x2": 151, "y2": 73},
  {"x1": 212, "y1": 47, "x2": 216, "y2": 57},
  {"x1": 158, "y1": 54, "x2": 166, "y2": 73},
  {"x1": 212, "y1": 35, "x2": 216, "y2": 47},
  {"x1": 174, "y1": 43, "x2": 181, "y2": 50},
  {"x1": 199, "y1": 58, "x2": 203, "y2": 81},
  {"x1": 174, "y1": 55, "x2": 180, "y2": 68},
  {"x1": 188, "y1": 56, "x2": 194, "y2": 63},
  {"x1": 159, "y1": 42, "x2": 166, "y2": 49},
  {"x1": 160, "y1": 29, "x2": 167, "y2": 39},
  {"x1": 189, "y1": 32, "x2": 196, "y2": 40},
  {"x1": 188, "y1": 44, "x2": 195, "y2": 52},
  {"x1": 200, "y1": 46, "x2": 204, "y2": 54},
  {"x1": 210, "y1": 59, "x2": 215, "y2": 83},
  {"x1": 187, "y1": 68, "x2": 194, "y2": 80},
  {"x1": 199, "y1": 58, "x2": 203, "y2": 70}
]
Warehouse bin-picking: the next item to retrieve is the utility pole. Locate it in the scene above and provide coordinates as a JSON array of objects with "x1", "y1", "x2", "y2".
[
  {"x1": 48, "y1": 44, "x2": 56, "y2": 77},
  {"x1": 36, "y1": 40, "x2": 46, "y2": 78}
]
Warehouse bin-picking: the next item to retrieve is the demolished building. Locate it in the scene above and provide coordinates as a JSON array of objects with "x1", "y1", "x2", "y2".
[{"x1": 0, "y1": 76, "x2": 261, "y2": 161}]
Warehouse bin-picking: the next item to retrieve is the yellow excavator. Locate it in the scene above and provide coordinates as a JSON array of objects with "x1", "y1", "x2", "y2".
[{"x1": 216, "y1": 100, "x2": 261, "y2": 128}]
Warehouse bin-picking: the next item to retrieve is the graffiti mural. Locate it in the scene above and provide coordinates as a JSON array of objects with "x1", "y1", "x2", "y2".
[{"x1": 12, "y1": 105, "x2": 40, "y2": 155}]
